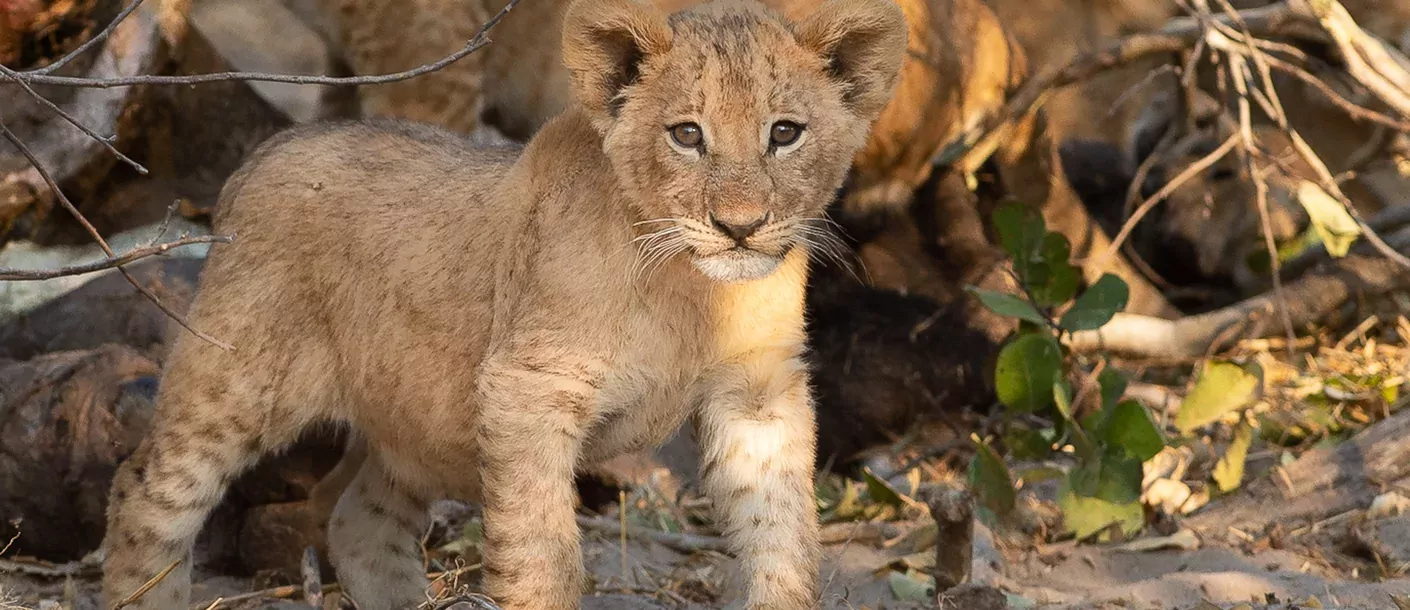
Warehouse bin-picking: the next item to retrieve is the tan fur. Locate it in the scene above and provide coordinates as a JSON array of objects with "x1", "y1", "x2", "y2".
[
  {"x1": 297, "y1": 0, "x2": 1025, "y2": 207},
  {"x1": 99, "y1": 1, "x2": 907, "y2": 609},
  {"x1": 842, "y1": 0, "x2": 1028, "y2": 214}
]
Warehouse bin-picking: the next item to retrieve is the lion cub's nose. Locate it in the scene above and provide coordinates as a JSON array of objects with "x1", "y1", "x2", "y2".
[{"x1": 710, "y1": 212, "x2": 768, "y2": 243}]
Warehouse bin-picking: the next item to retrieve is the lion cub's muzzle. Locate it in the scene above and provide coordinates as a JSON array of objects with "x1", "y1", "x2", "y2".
[{"x1": 684, "y1": 211, "x2": 800, "y2": 283}]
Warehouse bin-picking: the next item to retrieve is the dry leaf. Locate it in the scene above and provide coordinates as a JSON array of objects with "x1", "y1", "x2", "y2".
[{"x1": 1368, "y1": 491, "x2": 1410, "y2": 520}]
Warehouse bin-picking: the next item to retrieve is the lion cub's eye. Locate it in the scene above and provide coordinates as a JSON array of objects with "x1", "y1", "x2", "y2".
[
  {"x1": 770, "y1": 121, "x2": 804, "y2": 148},
  {"x1": 669, "y1": 123, "x2": 704, "y2": 150}
]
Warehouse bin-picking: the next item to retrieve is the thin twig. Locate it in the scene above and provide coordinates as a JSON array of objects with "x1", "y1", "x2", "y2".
[
  {"x1": 26, "y1": 0, "x2": 148, "y2": 75},
  {"x1": 1262, "y1": 54, "x2": 1410, "y2": 131},
  {"x1": 1100, "y1": 134, "x2": 1240, "y2": 269},
  {"x1": 1225, "y1": 45, "x2": 1300, "y2": 354},
  {"x1": 148, "y1": 200, "x2": 181, "y2": 247},
  {"x1": 12, "y1": 0, "x2": 524, "y2": 89},
  {"x1": 0, "y1": 118, "x2": 234, "y2": 351},
  {"x1": 112, "y1": 559, "x2": 181, "y2": 610},
  {"x1": 193, "y1": 584, "x2": 339, "y2": 610},
  {"x1": 0, "y1": 62, "x2": 149, "y2": 175},
  {"x1": 939, "y1": 4, "x2": 1320, "y2": 166},
  {"x1": 577, "y1": 515, "x2": 730, "y2": 554},
  {"x1": 0, "y1": 234, "x2": 228, "y2": 280}
]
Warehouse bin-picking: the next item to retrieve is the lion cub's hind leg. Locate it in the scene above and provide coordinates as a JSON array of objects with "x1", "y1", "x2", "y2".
[
  {"x1": 327, "y1": 450, "x2": 433, "y2": 610},
  {"x1": 102, "y1": 374, "x2": 283, "y2": 609}
]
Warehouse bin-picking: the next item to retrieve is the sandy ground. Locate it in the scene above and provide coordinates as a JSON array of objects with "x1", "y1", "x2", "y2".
[
  {"x1": 6, "y1": 513, "x2": 1410, "y2": 609},
  {"x1": 3, "y1": 3, "x2": 1409, "y2": 609}
]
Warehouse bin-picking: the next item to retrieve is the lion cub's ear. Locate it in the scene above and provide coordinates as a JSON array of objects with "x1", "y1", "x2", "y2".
[
  {"x1": 562, "y1": 0, "x2": 674, "y2": 128},
  {"x1": 794, "y1": 0, "x2": 907, "y2": 120}
]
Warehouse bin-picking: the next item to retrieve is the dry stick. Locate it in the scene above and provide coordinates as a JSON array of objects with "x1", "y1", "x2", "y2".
[
  {"x1": 13, "y1": 0, "x2": 524, "y2": 89},
  {"x1": 1, "y1": 0, "x2": 524, "y2": 348},
  {"x1": 1207, "y1": 3, "x2": 1410, "y2": 272},
  {"x1": 112, "y1": 559, "x2": 181, "y2": 610},
  {"x1": 26, "y1": 0, "x2": 148, "y2": 75},
  {"x1": 0, "y1": 118, "x2": 234, "y2": 351},
  {"x1": 1100, "y1": 134, "x2": 1240, "y2": 267},
  {"x1": 951, "y1": 4, "x2": 1318, "y2": 161},
  {"x1": 576, "y1": 515, "x2": 730, "y2": 554},
  {"x1": 1291, "y1": 0, "x2": 1410, "y2": 117},
  {"x1": 0, "y1": 62, "x2": 149, "y2": 175},
  {"x1": 0, "y1": 234, "x2": 228, "y2": 280},
  {"x1": 194, "y1": 584, "x2": 340, "y2": 610},
  {"x1": 1119, "y1": 128, "x2": 1181, "y2": 291},
  {"x1": 1218, "y1": 29, "x2": 1300, "y2": 353},
  {"x1": 1261, "y1": 53, "x2": 1410, "y2": 131}
]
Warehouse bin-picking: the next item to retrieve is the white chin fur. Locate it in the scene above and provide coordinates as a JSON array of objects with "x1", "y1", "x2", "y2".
[{"x1": 692, "y1": 251, "x2": 783, "y2": 282}]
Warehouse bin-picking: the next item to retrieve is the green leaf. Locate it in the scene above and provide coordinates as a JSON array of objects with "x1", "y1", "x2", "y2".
[
  {"x1": 1052, "y1": 380, "x2": 1097, "y2": 459},
  {"x1": 993, "y1": 201, "x2": 1045, "y2": 261},
  {"x1": 1052, "y1": 379, "x2": 1074, "y2": 420},
  {"x1": 824, "y1": 479, "x2": 863, "y2": 520},
  {"x1": 1105, "y1": 400, "x2": 1166, "y2": 462},
  {"x1": 1176, "y1": 360, "x2": 1262, "y2": 434},
  {"x1": 1032, "y1": 265, "x2": 1081, "y2": 309},
  {"x1": 1068, "y1": 447, "x2": 1143, "y2": 505},
  {"x1": 1059, "y1": 484, "x2": 1145, "y2": 541},
  {"x1": 1031, "y1": 233, "x2": 1080, "y2": 307},
  {"x1": 1098, "y1": 368, "x2": 1128, "y2": 411},
  {"x1": 995, "y1": 333, "x2": 1063, "y2": 413},
  {"x1": 993, "y1": 202, "x2": 1046, "y2": 286},
  {"x1": 862, "y1": 467, "x2": 906, "y2": 507},
  {"x1": 1095, "y1": 448, "x2": 1144, "y2": 505},
  {"x1": 1005, "y1": 425, "x2": 1054, "y2": 460},
  {"x1": 1040, "y1": 231, "x2": 1072, "y2": 266},
  {"x1": 965, "y1": 287, "x2": 1048, "y2": 325},
  {"x1": 1295, "y1": 181, "x2": 1361, "y2": 257},
  {"x1": 1213, "y1": 421, "x2": 1255, "y2": 493},
  {"x1": 1059, "y1": 274, "x2": 1130, "y2": 332},
  {"x1": 968, "y1": 439, "x2": 1016, "y2": 516}
]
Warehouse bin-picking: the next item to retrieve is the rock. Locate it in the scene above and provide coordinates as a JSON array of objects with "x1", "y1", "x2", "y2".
[
  {"x1": 0, "y1": 258, "x2": 204, "y2": 362},
  {"x1": 0, "y1": 345, "x2": 159, "y2": 559}
]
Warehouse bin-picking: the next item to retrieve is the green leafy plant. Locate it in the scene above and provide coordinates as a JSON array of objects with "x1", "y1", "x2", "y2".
[{"x1": 966, "y1": 202, "x2": 1166, "y2": 542}]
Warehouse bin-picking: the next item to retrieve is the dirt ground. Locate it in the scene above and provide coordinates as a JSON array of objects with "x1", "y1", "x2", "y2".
[
  {"x1": 4, "y1": 2, "x2": 1410, "y2": 609},
  {"x1": 6, "y1": 511, "x2": 1410, "y2": 609}
]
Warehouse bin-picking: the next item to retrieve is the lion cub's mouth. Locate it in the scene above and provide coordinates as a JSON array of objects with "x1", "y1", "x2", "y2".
[{"x1": 690, "y1": 246, "x2": 785, "y2": 283}]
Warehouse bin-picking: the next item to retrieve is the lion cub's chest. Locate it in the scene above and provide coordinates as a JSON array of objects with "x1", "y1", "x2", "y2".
[{"x1": 582, "y1": 253, "x2": 810, "y2": 459}]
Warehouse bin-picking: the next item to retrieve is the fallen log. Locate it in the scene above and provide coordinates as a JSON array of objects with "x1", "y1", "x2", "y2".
[
  {"x1": 1186, "y1": 408, "x2": 1410, "y2": 538},
  {"x1": 1068, "y1": 227, "x2": 1410, "y2": 358}
]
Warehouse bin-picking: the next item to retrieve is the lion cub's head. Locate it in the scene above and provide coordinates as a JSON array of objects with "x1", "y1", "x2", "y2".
[{"x1": 562, "y1": 0, "x2": 906, "y2": 282}]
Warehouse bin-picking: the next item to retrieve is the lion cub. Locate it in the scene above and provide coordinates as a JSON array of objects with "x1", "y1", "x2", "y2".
[{"x1": 99, "y1": 0, "x2": 906, "y2": 608}]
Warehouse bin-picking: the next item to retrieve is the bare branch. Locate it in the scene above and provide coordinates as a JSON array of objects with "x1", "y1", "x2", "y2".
[
  {"x1": 1261, "y1": 54, "x2": 1410, "y2": 131},
  {"x1": 1098, "y1": 134, "x2": 1240, "y2": 271},
  {"x1": 1289, "y1": 0, "x2": 1410, "y2": 118},
  {"x1": 0, "y1": 118, "x2": 233, "y2": 351},
  {"x1": 941, "y1": 4, "x2": 1325, "y2": 168},
  {"x1": 0, "y1": 0, "x2": 524, "y2": 350},
  {"x1": 0, "y1": 234, "x2": 228, "y2": 281},
  {"x1": 1069, "y1": 226, "x2": 1410, "y2": 358},
  {"x1": 27, "y1": 0, "x2": 148, "y2": 75},
  {"x1": 0, "y1": 62, "x2": 149, "y2": 175},
  {"x1": 9, "y1": 0, "x2": 524, "y2": 89}
]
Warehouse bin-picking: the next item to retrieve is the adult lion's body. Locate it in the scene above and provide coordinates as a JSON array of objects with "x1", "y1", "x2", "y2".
[{"x1": 99, "y1": 1, "x2": 907, "y2": 609}]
